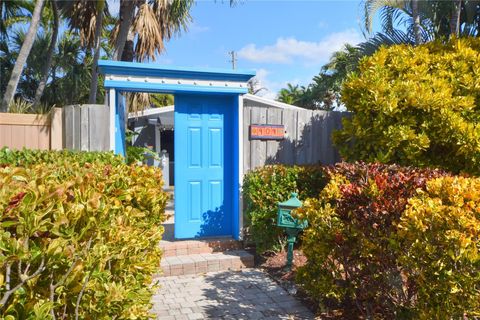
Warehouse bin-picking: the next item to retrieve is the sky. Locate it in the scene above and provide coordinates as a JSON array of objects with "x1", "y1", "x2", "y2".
[{"x1": 111, "y1": 1, "x2": 370, "y2": 99}]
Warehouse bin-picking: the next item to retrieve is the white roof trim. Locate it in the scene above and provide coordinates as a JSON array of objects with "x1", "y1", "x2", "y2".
[
  {"x1": 127, "y1": 94, "x2": 305, "y2": 120},
  {"x1": 107, "y1": 74, "x2": 248, "y2": 90},
  {"x1": 242, "y1": 93, "x2": 305, "y2": 110},
  {"x1": 128, "y1": 105, "x2": 174, "y2": 119}
]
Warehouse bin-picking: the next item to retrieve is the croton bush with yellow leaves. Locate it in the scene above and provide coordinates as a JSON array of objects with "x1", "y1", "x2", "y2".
[
  {"x1": 296, "y1": 162, "x2": 480, "y2": 318},
  {"x1": 334, "y1": 37, "x2": 480, "y2": 175},
  {"x1": 0, "y1": 150, "x2": 168, "y2": 319}
]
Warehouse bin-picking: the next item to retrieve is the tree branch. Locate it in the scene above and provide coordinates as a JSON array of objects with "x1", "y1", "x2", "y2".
[
  {"x1": 5, "y1": 263, "x2": 11, "y2": 291},
  {"x1": 50, "y1": 274, "x2": 56, "y2": 320},
  {"x1": 74, "y1": 272, "x2": 90, "y2": 320},
  {"x1": 49, "y1": 256, "x2": 79, "y2": 319},
  {"x1": 74, "y1": 237, "x2": 94, "y2": 320},
  {"x1": 0, "y1": 257, "x2": 45, "y2": 308}
]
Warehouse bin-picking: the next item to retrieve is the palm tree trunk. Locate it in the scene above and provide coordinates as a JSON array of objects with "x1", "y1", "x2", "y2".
[
  {"x1": 33, "y1": 0, "x2": 59, "y2": 108},
  {"x1": 411, "y1": 0, "x2": 422, "y2": 44},
  {"x1": 113, "y1": 0, "x2": 136, "y2": 61},
  {"x1": 1, "y1": 0, "x2": 45, "y2": 112},
  {"x1": 450, "y1": 0, "x2": 462, "y2": 37},
  {"x1": 121, "y1": 29, "x2": 135, "y2": 62},
  {"x1": 88, "y1": 0, "x2": 105, "y2": 104}
]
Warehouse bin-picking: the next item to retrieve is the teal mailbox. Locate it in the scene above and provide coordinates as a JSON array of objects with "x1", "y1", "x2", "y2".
[{"x1": 277, "y1": 193, "x2": 307, "y2": 270}]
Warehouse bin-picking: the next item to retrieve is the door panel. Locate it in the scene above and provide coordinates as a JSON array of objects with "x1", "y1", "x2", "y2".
[
  {"x1": 175, "y1": 94, "x2": 233, "y2": 238},
  {"x1": 188, "y1": 128, "x2": 202, "y2": 167},
  {"x1": 187, "y1": 181, "x2": 202, "y2": 221},
  {"x1": 208, "y1": 128, "x2": 222, "y2": 167}
]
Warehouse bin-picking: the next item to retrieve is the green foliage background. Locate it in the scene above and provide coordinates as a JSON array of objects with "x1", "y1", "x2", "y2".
[
  {"x1": 334, "y1": 38, "x2": 480, "y2": 174},
  {"x1": 243, "y1": 165, "x2": 326, "y2": 253}
]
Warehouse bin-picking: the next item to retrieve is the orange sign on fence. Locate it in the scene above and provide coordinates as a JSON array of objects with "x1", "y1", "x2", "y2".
[{"x1": 249, "y1": 124, "x2": 285, "y2": 140}]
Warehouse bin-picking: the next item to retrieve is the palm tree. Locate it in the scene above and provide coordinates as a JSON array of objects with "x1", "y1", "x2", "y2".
[
  {"x1": 33, "y1": 0, "x2": 59, "y2": 108},
  {"x1": 309, "y1": 44, "x2": 362, "y2": 110},
  {"x1": 59, "y1": 0, "x2": 111, "y2": 104},
  {"x1": 112, "y1": 0, "x2": 136, "y2": 61},
  {"x1": 109, "y1": 0, "x2": 193, "y2": 111},
  {"x1": 411, "y1": 0, "x2": 422, "y2": 44},
  {"x1": 1, "y1": 0, "x2": 45, "y2": 112},
  {"x1": 50, "y1": 32, "x2": 93, "y2": 105},
  {"x1": 363, "y1": 0, "x2": 480, "y2": 44},
  {"x1": 111, "y1": 0, "x2": 194, "y2": 62},
  {"x1": 363, "y1": 0, "x2": 426, "y2": 45},
  {"x1": 88, "y1": 0, "x2": 106, "y2": 103},
  {"x1": 0, "y1": 0, "x2": 32, "y2": 39},
  {"x1": 247, "y1": 78, "x2": 266, "y2": 95},
  {"x1": 13, "y1": 29, "x2": 51, "y2": 101},
  {"x1": 277, "y1": 84, "x2": 303, "y2": 105},
  {"x1": 450, "y1": 0, "x2": 462, "y2": 36}
]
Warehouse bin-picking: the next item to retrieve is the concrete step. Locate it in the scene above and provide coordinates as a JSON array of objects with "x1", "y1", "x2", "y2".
[
  {"x1": 160, "y1": 238, "x2": 243, "y2": 257},
  {"x1": 161, "y1": 250, "x2": 254, "y2": 277}
]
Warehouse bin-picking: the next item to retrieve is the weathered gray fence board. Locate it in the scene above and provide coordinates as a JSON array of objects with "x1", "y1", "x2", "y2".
[
  {"x1": 80, "y1": 106, "x2": 89, "y2": 151},
  {"x1": 89, "y1": 106, "x2": 110, "y2": 151},
  {"x1": 243, "y1": 106, "x2": 348, "y2": 172},
  {"x1": 64, "y1": 104, "x2": 109, "y2": 151},
  {"x1": 266, "y1": 108, "x2": 282, "y2": 164},
  {"x1": 249, "y1": 107, "x2": 267, "y2": 169},
  {"x1": 63, "y1": 105, "x2": 74, "y2": 149},
  {"x1": 279, "y1": 108, "x2": 297, "y2": 165},
  {"x1": 73, "y1": 106, "x2": 81, "y2": 149}
]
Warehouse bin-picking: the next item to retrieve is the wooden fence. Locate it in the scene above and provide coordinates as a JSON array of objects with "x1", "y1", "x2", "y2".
[
  {"x1": 63, "y1": 104, "x2": 109, "y2": 151},
  {"x1": 0, "y1": 108, "x2": 63, "y2": 150},
  {"x1": 243, "y1": 106, "x2": 349, "y2": 172}
]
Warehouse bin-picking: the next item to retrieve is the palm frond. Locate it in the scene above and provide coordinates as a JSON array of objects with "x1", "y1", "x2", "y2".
[
  {"x1": 133, "y1": 3, "x2": 163, "y2": 61},
  {"x1": 151, "y1": 0, "x2": 194, "y2": 41},
  {"x1": 128, "y1": 92, "x2": 151, "y2": 114},
  {"x1": 359, "y1": 29, "x2": 414, "y2": 56},
  {"x1": 363, "y1": 0, "x2": 407, "y2": 33},
  {"x1": 58, "y1": 0, "x2": 110, "y2": 48}
]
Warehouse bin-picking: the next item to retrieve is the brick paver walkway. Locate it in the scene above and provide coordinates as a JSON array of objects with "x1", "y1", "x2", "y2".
[{"x1": 151, "y1": 269, "x2": 314, "y2": 320}]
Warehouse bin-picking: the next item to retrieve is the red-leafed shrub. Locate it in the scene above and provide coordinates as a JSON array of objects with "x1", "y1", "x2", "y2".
[{"x1": 296, "y1": 162, "x2": 448, "y2": 318}]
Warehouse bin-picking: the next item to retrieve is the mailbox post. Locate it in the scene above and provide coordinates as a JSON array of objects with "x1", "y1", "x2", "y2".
[{"x1": 277, "y1": 193, "x2": 307, "y2": 270}]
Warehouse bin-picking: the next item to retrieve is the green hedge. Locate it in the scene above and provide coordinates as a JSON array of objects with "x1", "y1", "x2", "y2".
[
  {"x1": 0, "y1": 151, "x2": 168, "y2": 319},
  {"x1": 0, "y1": 148, "x2": 124, "y2": 167},
  {"x1": 296, "y1": 162, "x2": 480, "y2": 318},
  {"x1": 243, "y1": 165, "x2": 326, "y2": 253}
]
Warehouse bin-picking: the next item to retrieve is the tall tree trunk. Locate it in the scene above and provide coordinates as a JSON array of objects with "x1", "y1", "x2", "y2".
[
  {"x1": 1, "y1": 0, "x2": 45, "y2": 112},
  {"x1": 113, "y1": 0, "x2": 135, "y2": 61},
  {"x1": 411, "y1": 0, "x2": 422, "y2": 44},
  {"x1": 450, "y1": 0, "x2": 462, "y2": 37},
  {"x1": 121, "y1": 29, "x2": 135, "y2": 62},
  {"x1": 33, "y1": 0, "x2": 59, "y2": 108},
  {"x1": 88, "y1": 0, "x2": 105, "y2": 104}
]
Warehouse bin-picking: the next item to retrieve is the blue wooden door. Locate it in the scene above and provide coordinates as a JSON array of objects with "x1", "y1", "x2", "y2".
[{"x1": 174, "y1": 94, "x2": 233, "y2": 239}]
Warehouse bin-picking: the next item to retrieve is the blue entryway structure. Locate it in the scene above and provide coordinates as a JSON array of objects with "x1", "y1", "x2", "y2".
[{"x1": 98, "y1": 61, "x2": 255, "y2": 240}]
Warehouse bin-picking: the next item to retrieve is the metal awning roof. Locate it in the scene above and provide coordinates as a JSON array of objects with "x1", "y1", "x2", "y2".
[{"x1": 98, "y1": 60, "x2": 255, "y2": 94}]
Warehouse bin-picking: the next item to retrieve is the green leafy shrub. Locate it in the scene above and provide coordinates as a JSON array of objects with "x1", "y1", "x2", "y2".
[
  {"x1": 126, "y1": 146, "x2": 159, "y2": 165},
  {"x1": 125, "y1": 129, "x2": 159, "y2": 165},
  {"x1": 296, "y1": 162, "x2": 447, "y2": 318},
  {"x1": 397, "y1": 176, "x2": 480, "y2": 319},
  {"x1": 243, "y1": 165, "x2": 326, "y2": 253},
  {"x1": 0, "y1": 155, "x2": 168, "y2": 318},
  {"x1": 334, "y1": 38, "x2": 480, "y2": 174},
  {"x1": 0, "y1": 148, "x2": 124, "y2": 167}
]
